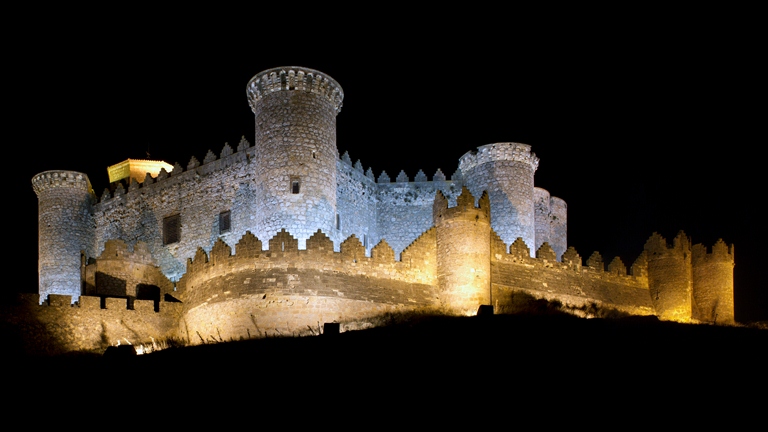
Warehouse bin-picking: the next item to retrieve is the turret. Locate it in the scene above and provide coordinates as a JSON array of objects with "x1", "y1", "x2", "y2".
[
  {"x1": 246, "y1": 67, "x2": 343, "y2": 249},
  {"x1": 692, "y1": 239, "x2": 735, "y2": 324},
  {"x1": 433, "y1": 186, "x2": 491, "y2": 315},
  {"x1": 644, "y1": 231, "x2": 693, "y2": 322},
  {"x1": 459, "y1": 143, "x2": 539, "y2": 256},
  {"x1": 32, "y1": 170, "x2": 96, "y2": 303}
]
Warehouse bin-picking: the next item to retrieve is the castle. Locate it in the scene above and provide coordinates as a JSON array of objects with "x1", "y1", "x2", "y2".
[{"x1": 11, "y1": 66, "x2": 735, "y2": 356}]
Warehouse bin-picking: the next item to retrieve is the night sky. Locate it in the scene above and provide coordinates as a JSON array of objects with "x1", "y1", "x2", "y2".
[{"x1": 10, "y1": 12, "x2": 764, "y2": 323}]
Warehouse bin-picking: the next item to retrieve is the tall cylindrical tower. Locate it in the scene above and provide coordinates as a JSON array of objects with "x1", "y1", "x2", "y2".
[
  {"x1": 533, "y1": 188, "x2": 568, "y2": 261},
  {"x1": 246, "y1": 67, "x2": 343, "y2": 248},
  {"x1": 459, "y1": 143, "x2": 539, "y2": 256},
  {"x1": 533, "y1": 187, "x2": 551, "y2": 255},
  {"x1": 692, "y1": 240, "x2": 735, "y2": 324},
  {"x1": 549, "y1": 196, "x2": 567, "y2": 261},
  {"x1": 644, "y1": 231, "x2": 693, "y2": 322},
  {"x1": 32, "y1": 170, "x2": 96, "y2": 303},
  {"x1": 433, "y1": 187, "x2": 491, "y2": 315}
]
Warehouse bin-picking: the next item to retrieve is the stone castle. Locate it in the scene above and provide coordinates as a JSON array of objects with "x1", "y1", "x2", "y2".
[{"x1": 10, "y1": 66, "x2": 735, "y2": 355}]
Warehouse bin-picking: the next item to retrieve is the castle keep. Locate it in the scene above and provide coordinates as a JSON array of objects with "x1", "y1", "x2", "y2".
[{"x1": 17, "y1": 67, "x2": 735, "y2": 355}]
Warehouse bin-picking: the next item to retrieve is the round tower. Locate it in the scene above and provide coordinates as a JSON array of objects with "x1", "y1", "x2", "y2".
[
  {"x1": 458, "y1": 143, "x2": 539, "y2": 256},
  {"x1": 246, "y1": 67, "x2": 343, "y2": 249},
  {"x1": 534, "y1": 187, "x2": 551, "y2": 255},
  {"x1": 549, "y1": 196, "x2": 567, "y2": 261},
  {"x1": 692, "y1": 240, "x2": 735, "y2": 324},
  {"x1": 32, "y1": 170, "x2": 96, "y2": 304},
  {"x1": 433, "y1": 186, "x2": 491, "y2": 315},
  {"x1": 644, "y1": 231, "x2": 693, "y2": 322}
]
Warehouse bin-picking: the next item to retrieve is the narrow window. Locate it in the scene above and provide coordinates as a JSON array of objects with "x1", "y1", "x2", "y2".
[
  {"x1": 336, "y1": 214, "x2": 341, "y2": 230},
  {"x1": 291, "y1": 177, "x2": 300, "y2": 194},
  {"x1": 219, "y1": 210, "x2": 231, "y2": 234},
  {"x1": 312, "y1": 150, "x2": 317, "y2": 159},
  {"x1": 163, "y1": 214, "x2": 180, "y2": 245}
]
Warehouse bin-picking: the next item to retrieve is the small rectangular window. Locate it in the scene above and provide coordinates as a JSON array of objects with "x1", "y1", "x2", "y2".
[
  {"x1": 219, "y1": 210, "x2": 231, "y2": 234},
  {"x1": 163, "y1": 214, "x2": 180, "y2": 245},
  {"x1": 336, "y1": 214, "x2": 341, "y2": 230},
  {"x1": 291, "y1": 177, "x2": 300, "y2": 194}
]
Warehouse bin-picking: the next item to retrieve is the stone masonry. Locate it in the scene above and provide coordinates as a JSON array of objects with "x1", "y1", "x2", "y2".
[{"x1": 18, "y1": 66, "x2": 736, "y2": 356}]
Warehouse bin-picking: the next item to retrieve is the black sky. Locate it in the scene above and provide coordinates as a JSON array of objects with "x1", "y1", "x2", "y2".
[{"x1": 11, "y1": 11, "x2": 764, "y2": 322}]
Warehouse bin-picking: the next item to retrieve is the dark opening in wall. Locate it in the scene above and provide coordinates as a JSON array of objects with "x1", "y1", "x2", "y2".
[
  {"x1": 336, "y1": 214, "x2": 341, "y2": 230},
  {"x1": 219, "y1": 210, "x2": 231, "y2": 234},
  {"x1": 94, "y1": 272, "x2": 127, "y2": 297},
  {"x1": 163, "y1": 214, "x2": 180, "y2": 245},
  {"x1": 291, "y1": 177, "x2": 300, "y2": 194},
  {"x1": 136, "y1": 284, "x2": 161, "y2": 312}
]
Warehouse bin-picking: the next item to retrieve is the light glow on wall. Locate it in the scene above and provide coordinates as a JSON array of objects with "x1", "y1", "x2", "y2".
[{"x1": 107, "y1": 159, "x2": 174, "y2": 184}]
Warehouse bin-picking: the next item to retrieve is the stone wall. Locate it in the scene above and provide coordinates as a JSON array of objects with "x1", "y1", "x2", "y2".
[
  {"x1": 491, "y1": 238, "x2": 655, "y2": 316},
  {"x1": 93, "y1": 139, "x2": 255, "y2": 282},
  {"x1": 1, "y1": 293, "x2": 182, "y2": 356},
  {"x1": 376, "y1": 170, "x2": 461, "y2": 259},
  {"x1": 174, "y1": 228, "x2": 439, "y2": 343},
  {"x1": 336, "y1": 154, "x2": 378, "y2": 254},
  {"x1": 26, "y1": 66, "x2": 739, "y2": 356},
  {"x1": 7, "y1": 227, "x2": 738, "y2": 355},
  {"x1": 84, "y1": 239, "x2": 176, "y2": 302}
]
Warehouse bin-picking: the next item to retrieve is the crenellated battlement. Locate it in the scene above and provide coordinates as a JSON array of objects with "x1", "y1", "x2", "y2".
[
  {"x1": 0, "y1": 292, "x2": 184, "y2": 356},
  {"x1": 433, "y1": 186, "x2": 490, "y2": 221},
  {"x1": 644, "y1": 231, "x2": 692, "y2": 257},
  {"x1": 338, "y1": 149, "x2": 459, "y2": 184},
  {"x1": 25, "y1": 65, "x2": 739, "y2": 356},
  {"x1": 692, "y1": 239, "x2": 735, "y2": 265},
  {"x1": 246, "y1": 66, "x2": 344, "y2": 114},
  {"x1": 458, "y1": 142, "x2": 540, "y2": 173},
  {"x1": 490, "y1": 234, "x2": 654, "y2": 316},
  {"x1": 95, "y1": 137, "x2": 253, "y2": 204},
  {"x1": 34, "y1": 293, "x2": 180, "y2": 313},
  {"x1": 493, "y1": 234, "x2": 648, "y2": 282},
  {"x1": 32, "y1": 170, "x2": 94, "y2": 197},
  {"x1": 177, "y1": 228, "x2": 438, "y2": 295}
]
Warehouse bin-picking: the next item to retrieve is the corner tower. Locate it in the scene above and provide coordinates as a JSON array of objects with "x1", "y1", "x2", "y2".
[
  {"x1": 32, "y1": 170, "x2": 96, "y2": 303},
  {"x1": 246, "y1": 67, "x2": 343, "y2": 248},
  {"x1": 459, "y1": 143, "x2": 539, "y2": 256}
]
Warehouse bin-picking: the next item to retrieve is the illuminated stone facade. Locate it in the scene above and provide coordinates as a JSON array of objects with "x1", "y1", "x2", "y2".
[{"x1": 19, "y1": 66, "x2": 736, "y2": 356}]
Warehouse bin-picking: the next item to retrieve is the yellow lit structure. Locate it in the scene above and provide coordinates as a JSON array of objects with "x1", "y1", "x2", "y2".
[{"x1": 107, "y1": 159, "x2": 174, "y2": 184}]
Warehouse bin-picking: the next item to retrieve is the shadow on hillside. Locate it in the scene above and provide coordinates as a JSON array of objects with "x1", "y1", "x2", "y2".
[
  {"x1": 0, "y1": 294, "x2": 73, "y2": 361},
  {"x1": 6, "y1": 291, "x2": 767, "y2": 393}
]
